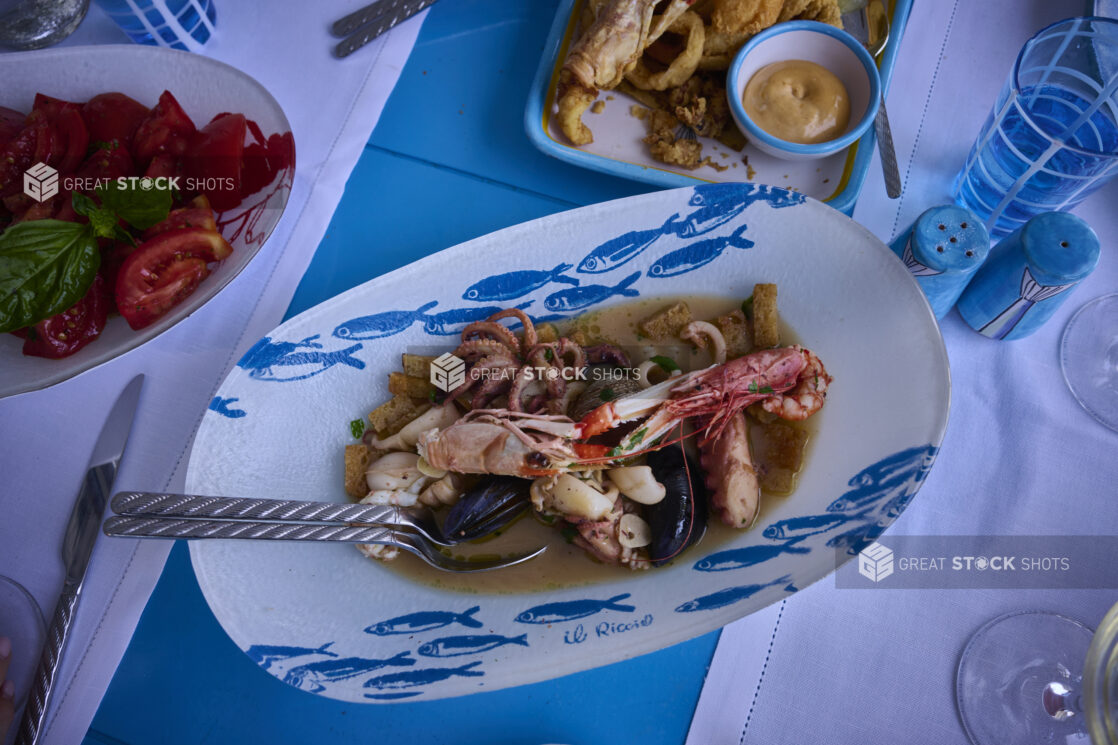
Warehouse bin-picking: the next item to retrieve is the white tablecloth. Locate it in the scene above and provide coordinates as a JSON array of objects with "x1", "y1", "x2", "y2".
[
  {"x1": 0, "y1": 4, "x2": 426, "y2": 743},
  {"x1": 687, "y1": 1, "x2": 1118, "y2": 743}
]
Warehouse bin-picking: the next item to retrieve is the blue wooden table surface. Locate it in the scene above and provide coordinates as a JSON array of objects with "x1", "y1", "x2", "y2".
[{"x1": 85, "y1": 2, "x2": 724, "y2": 743}]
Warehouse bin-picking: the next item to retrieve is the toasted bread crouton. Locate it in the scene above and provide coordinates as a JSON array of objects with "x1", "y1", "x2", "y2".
[
  {"x1": 535, "y1": 323, "x2": 560, "y2": 343},
  {"x1": 401, "y1": 354, "x2": 435, "y2": 379},
  {"x1": 388, "y1": 372, "x2": 435, "y2": 399},
  {"x1": 344, "y1": 444, "x2": 372, "y2": 500},
  {"x1": 639, "y1": 301, "x2": 693, "y2": 340},
  {"x1": 751, "y1": 283, "x2": 779, "y2": 348},
  {"x1": 713, "y1": 309, "x2": 752, "y2": 359},
  {"x1": 368, "y1": 394, "x2": 425, "y2": 436}
]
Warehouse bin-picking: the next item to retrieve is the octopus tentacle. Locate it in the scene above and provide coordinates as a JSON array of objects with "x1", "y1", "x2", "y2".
[
  {"x1": 487, "y1": 308, "x2": 537, "y2": 354},
  {"x1": 461, "y1": 321, "x2": 521, "y2": 357}
]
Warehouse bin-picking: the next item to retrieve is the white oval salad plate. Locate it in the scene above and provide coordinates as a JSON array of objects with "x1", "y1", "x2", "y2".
[
  {"x1": 187, "y1": 183, "x2": 950, "y2": 703},
  {"x1": 0, "y1": 45, "x2": 294, "y2": 398}
]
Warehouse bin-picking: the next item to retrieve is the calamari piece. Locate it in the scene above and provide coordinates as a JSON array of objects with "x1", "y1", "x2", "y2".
[
  {"x1": 699, "y1": 29, "x2": 750, "y2": 70},
  {"x1": 559, "y1": 0, "x2": 696, "y2": 145},
  {"x1": 710, "y1": 0, "x2": 783, "y2": 35},
  {"x1": 699, "y1": 410, "x2": 760, "y2": 528},
  {"x1": 625, "y1": 11, "x2": 706, "y2": 91}
]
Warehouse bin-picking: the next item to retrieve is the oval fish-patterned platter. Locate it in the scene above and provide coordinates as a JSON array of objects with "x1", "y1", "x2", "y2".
[{"x1": 187, "y1": 183, "x2": 950, "y2": 703}]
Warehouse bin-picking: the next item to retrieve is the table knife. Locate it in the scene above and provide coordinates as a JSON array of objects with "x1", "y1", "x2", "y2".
[{"x1": 15, "y1": 375, "x2": 144, "y2": 745}]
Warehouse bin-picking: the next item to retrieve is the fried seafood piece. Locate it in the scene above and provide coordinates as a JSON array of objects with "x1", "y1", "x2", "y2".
[
  {"x1": 624, "y1": 11, "x2": 706, "y2": 92},
  {"x1": 668, "y1": 73, "x2": 732, "y2": 139},
  {"x1": 710, "y1": 0, "x2": 783, "y2": 35},
  {"x1": 558, "y1": 0, "x2": 697, "y2": 145},
  {"x1": 776, "y1": 0, "x2": 843, "y2": 27},
  {"x1": 643, "y1": 109, "x2": 705, "y2": 169}
]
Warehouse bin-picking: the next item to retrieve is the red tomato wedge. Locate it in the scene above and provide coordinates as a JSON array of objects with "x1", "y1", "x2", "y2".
[
  {"x1": 0, "y1": 106, "x2": 24, "y2": 147},
  {"x1": 81, "y1": 92, "x2": 150, "y2": 148},
  {"x1": 143, "y1": 195, "x2": 218, "y2": 238},
  {"x1": 185, "y1": 113, "x2": 246, "y2": 211},
  {"x1": 16, "y1": 274, "x2": 109, "y2": 358},
  {"x1": 132, "y1": 90, "x2": 196, "y2": 165},
  {"x1": 115, "y1": 227, "x2": 232, "y2": 329}
]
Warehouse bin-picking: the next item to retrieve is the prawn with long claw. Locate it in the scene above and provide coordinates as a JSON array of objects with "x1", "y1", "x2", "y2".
[{"x1": 418, "y1": 346, "x2": 831, "y2": 477}]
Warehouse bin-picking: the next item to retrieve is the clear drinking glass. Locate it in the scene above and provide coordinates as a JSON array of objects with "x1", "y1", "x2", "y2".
[
  {"x1": 91, "y1": 0, "x2": 217, "y2": 52},
  {"x1": 0, "y1": 0, "x2": 89, "y2": 50},
  {"x1": 956, "y1": 603, "x2": 1118, "y2": 745},
  {"x1": 954, "y1": 17, "x2": 1118, "y2": 239},
  {"x1": 1061, "y1": 293, "x2": 1118, "y2": 432},
  {"x1": 0, "y1": 576, "x2": 46, "y2": 745}
]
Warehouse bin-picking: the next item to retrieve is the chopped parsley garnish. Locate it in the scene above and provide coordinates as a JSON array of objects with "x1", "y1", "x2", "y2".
[
  {"x1": 560, "y1": 525, "x2": 579, "y2": 543},
  {"x1": 599, "y1": 387, "x2": 616, "y2": 402},
  {"x1": 349, "y1": 418, "x2": 365, "y2": 439},
  {"x1": 747, "y1": 381, "x2": 774, "y2": 395},
  {"x1": 741, "y1": 295, "x2": 755, "y2": 320},
  {"x1": 650, "y1": 355, "x2": 680, "y2": 372}
]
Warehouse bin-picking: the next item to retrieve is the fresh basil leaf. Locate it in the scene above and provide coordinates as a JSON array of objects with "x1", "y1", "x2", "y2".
[
  {"x1": 71, "y1": 191, "x2": 123, "y2": 240},
  {"x1": 0, "y1": 220, "x2": 99, "y2": 333},
  {"x1": 650, "y1": 355, "x2": 680, "y2": 372},
  {"x1": 96, "y1": 179, "x2": 172, "y2": 231}
]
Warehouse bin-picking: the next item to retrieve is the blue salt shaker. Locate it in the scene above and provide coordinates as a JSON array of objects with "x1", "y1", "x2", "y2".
[
  {"x1": 890, "y1": 205, "x2": 990, "y2": 319},
  {"x1": 956, "y1": 212, "x2": 1100, "y2": 340}
]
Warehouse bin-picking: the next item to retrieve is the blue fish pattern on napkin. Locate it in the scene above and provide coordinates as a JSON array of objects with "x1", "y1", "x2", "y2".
[
  {"x1": 463, "y1": 263, "x2": 579, "y2": 301},
  {"x1": 515, "y1": 593, "x2": 635, "y2": 624},
  {"x1": 417, "y1": 633, "x2": 530, "y2": 658},
  {"x1": 284, "y1": 651, "x2": 415, "y2": 693},
  {"x1": 544, "y1": 272, "x2": 640, "y2": 312},
  {"x1": 648, "y1": 224, "x2": 754, "y2": 278},
  {"x1": 675, "y1": 576, "x2": 792, "y2": 613},
  {"x1": 362, "y1": 661, "x2": 484, "y2": 693},
  {"x1": 237, "y1": 335, "x2": 364, "y2": 382},
  {"x1": 365, "y1": 606, "x2": 484, "y2": 636},
  {"x1": 245, "y1": 642, "x2": 336, "y2": 671},
  {"x1": 332, "y1": 301, "x2": 439, "y2": 341}
]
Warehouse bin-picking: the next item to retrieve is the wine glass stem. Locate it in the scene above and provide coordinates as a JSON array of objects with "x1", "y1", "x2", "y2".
[{"x1": 1042, "y1": 680, "x2": 1083, "y2": 722}]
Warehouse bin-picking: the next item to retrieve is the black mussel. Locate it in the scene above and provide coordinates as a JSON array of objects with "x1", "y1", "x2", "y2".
[
  {"x1": 570, "y1": 366, "x2": 643, "y2": 422},
  {"x1": 644, "y1": 446, "x2": 709, "y2": 566},
  {"x1": 443, "y1": 476, "x2": 533, "y2": 543}
]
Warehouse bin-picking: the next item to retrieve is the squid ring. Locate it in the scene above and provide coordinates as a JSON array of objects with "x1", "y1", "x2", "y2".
[{"x1": 624, "y1": 11, "x2": 705, "y2": 92}]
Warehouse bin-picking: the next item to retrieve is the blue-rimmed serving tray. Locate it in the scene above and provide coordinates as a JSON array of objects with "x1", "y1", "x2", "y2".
[{"x1": 525, "y1": 0, "x2": 912, "y2": 215}]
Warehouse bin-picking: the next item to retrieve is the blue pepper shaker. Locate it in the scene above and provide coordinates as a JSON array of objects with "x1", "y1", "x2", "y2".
[
  {"x1": 890, "y1": 205, "x2": 990, "y2": 319},
  {"x1": 956, "y1": 212, "x2": 1100, "y2": 340}
]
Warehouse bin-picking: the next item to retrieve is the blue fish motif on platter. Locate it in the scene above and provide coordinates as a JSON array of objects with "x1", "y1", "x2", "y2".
[
  {"x1": 577, "y1": 215, "x2": 678, "y2": 274},
  {"x1": 365, "y1": 606, "x2": 484, "y2": 636},
  {"x1": 245, "y1": 642, "x2": 336, "y2": 671},
  {"x1": 668, "y1": 183, "x2": 805, "y2": 239},
  {"x1": 422, "y1": 301, "x2": 533, "y2": 335},
  {"x1": 283, "y1": 651, "x2": 415, "y2": 693},
  {"x1": 364, "y1": 691, "x2": 422, "y2": 700},
  {"x1": 362, "y1": 661, "x2": 484, "y2": 693},
  {"x1": 463, "y1": 263, "x2": 579, "y2": 302},
  {"x1": 827, "y1": 521, "x2": 884, "y2": 556},
  {"x1": 332, "y1": 301, "x2": 439, "y2": 340},
  {"x1": 826, "y1": 445, "x2": 938, "y2": 513},
  {"x1": 515, "y1": 593, "x2": 635, "y2": 624},
  {"x1": 692, "y1": 539, "x2": 810, "y2": 572},
  {"x1": 544, "y1": 272, "x2": 640, "y2": 313},
  {"x1": 675, "y1": 575, "x2": 792, "y2": 613},
  {"x1": 237, "y1": 335, "x2": 364, "y2": 382},
  {"x1": 761, "y1": 511, "x2": 868, "y2": 541},
  {"x1": 417, "y1": 633, "x2": 529, "y2": 658},
  {"x1": 208, "y1": 396, "x2": 246, "y2": 419},
  {"x1": 648, "y1": 224, "x2": 754, "y2": 278}
]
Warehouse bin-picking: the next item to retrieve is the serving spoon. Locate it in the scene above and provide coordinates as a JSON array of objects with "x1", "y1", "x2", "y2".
[{"x1": 842, "y1": 0, "x2": 902, "y2": 198}]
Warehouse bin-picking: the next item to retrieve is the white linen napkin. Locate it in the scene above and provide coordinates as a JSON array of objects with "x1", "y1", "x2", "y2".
[
  {"x1": 0, "y1": 4, "x2": 426, "y2": 743},
  {"x1": 687, "y1": 1, "x2": 1118, "y2": 743}
]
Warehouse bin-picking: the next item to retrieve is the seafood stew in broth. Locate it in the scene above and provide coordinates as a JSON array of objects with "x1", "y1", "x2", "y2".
[{"x1": 344, "y1": 293, "x2": 830, "y2": 593}]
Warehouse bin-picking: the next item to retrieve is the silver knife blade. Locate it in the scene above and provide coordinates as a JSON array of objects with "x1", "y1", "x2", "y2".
[
  {"x1": 61, "y1": 375, "x2": 145, "y2": 580},
  {"x1": 15, "y1": 374, "x2": 143, "y2": 745}
]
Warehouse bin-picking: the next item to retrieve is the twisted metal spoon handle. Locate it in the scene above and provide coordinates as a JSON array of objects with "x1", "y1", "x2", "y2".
[
  {"x1": 111, "y1": 491, "x2": 400, "y2": 525},
  {"x1": 103, "y1": 516, "x2": 399, "y2": 544}
]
